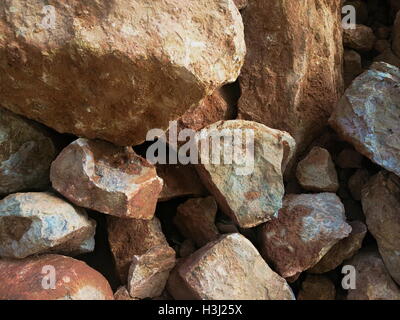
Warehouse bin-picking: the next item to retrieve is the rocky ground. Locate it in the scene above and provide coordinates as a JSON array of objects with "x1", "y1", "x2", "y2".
[{"x1": 0, "y1": 0, "x2": 399, "y2": 300}]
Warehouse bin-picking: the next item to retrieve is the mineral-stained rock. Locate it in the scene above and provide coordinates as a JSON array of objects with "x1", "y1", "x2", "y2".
[
  {"x1": 196, "y1": 120, "x2": 295, "y2": 228},
  {"x1": 297, "y1": 275, "x2": 336, "y2": 300},
  {"x1": 348, "y1": 169, "x2": 370, "y2": 201},
  {"x1": 0, "y1": 108, "x2": 56, "y2": 195},
  {"x1": 296, "y1": 147, "x2": 339, "y2": 192},
  {"x1": 0, "y1": 192, "x2": 95, "y2": 259},
  {"x1": 259, "y1": 193, "x2": 352, "y2": 278},
  {"x1": 335, "y1": 148, "x2": 364, "y2": 169},
  {"x1": 343, "y1": 24, "x2": 376, "y2": 52},
  {"x1": 361, "y1": 171, "x2": 400, "y2": 285},
  {"x1": 127, "y1": 246, "x2": 176, "y2": 299},
  {"x1": 329, "y1": 62, "x2": 400, "y2": 177},
  {"x1": 107, "y1": 216, "x2": 174, "y2": 282},
  {"x1": 174, "y1": 197, "x2": 220, "y2": 247},
  {"x1": 308, "y1": 221, "x2": 367, "y2": 274},
  {"x1": 344, "y1": 50, "x2": 363, "y2": 87},
  {"x1": 51, "y1": 138, "x2": 163, "y2": 219},
  {"x1": 114, "y1": 286, "x2": 136, "y2": 301},
  {"x1": 167, "y1": 233, "x2": 295, "y2": 300},
  {"x1": 0, "y1": 0, "x2": 245, "y2": 146},
  {"x1": 346, "y1": 248, "x2": 400, "y2": 300},
  {"x1": 0, "y1": 254, "x2": 113, "y2": 300},
  {"x1": 238, "y1": 0, "x2": 343, "y2": 152},
  {"x1": 393, "y1": 12, "x2": 400, "y2": 58}
]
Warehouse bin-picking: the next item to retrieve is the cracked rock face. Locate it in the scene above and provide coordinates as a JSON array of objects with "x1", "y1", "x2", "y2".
[
  {"x1": 0, "y1": 108, "x2": 56, "y2": 195},
  {"x1": 329, "y1": 62, "x2": 400, "y2": 177},
  {"x1": 51, "y1": 138, "x2": 163, "y2": 219},
  {"x1": 0, "y1": 192, "x2": 95, "y2": 259},
  {"x1": 0, "y1": 0, "x2": 245, "y2": 146},
  {"x1": 259, "y1": 193, "x2": 352, "y2": 278}
]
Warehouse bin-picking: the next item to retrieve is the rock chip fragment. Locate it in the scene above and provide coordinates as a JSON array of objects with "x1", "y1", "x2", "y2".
[
  {"x1": 297, "y1": 275, "x2": 336, "y2": 300},
  {"x1": 114, "y1": 286, "x2": 136, "y2": 300},
  {"x1": 343, "y1": 24, "x2": 376, "y2": 52}
]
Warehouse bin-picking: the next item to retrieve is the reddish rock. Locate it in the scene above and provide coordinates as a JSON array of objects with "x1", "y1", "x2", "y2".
[
  {"x1": 348, "y1": 169, "x2": 370, "y2": 201},
  {"x1": 335, "y1": 148, "x2": 364, "y2": 169},
  {"x1": 179, "y1": 239, "x2": 196, "y2": 258},
  {"x1": 343, "y1": 24, "x2": 376, "y2": 52},
  {"x1": 114, "y1": 286, "x2": 136, "y2": 300},
  {"x1": 297, "y1": 275, "x2": 336, "y2": 300},
  {"x1": 0, "y1": 254, "x2": 113, "y2": 300},
  {"x1": 51, "y1": 138, "x2": 163, "y2": 219}
]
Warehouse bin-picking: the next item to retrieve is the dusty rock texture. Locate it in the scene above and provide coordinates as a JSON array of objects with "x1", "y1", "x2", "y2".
[
  {"x1": 167, "y1": 233, "x2": 295, "y2": 300},
  {"x1": 0, "y1": 254, "x2": 113, "y2": 300},
  {"x1": 0, "y1": 0, "x2": 245, "y2": 146},
  {"x1": 107, "y1": 216, "x2": 174, "y2": 283},
  {"x1": 174, "y1": 197, "x2": 220, "y2": 247},
  {"x1": 238, "y1": 0, "x2": 343, "y2": 152},
  {"x1": 361, "y1": 171, "x2": 400, "y2": 285},
  {"x1": 0, "y1": 192, "x2": 95, "y2": 259},
  {"x1": 196, "y1": 120, "x2": 296, "y2": 228},
  {"x1": 329, "y1": 62, "x2": 400, "y2": 177},
  {"x1": 259, "y1": 193, "x2": 352, "y2": 278},
  {"x1": 51, "y1": 138, "x2": 163, "y2": 219},
  {"x1": 308, "y1": 221, "x2": 367, "y2": 274},
  {"x1": 296, "y1": 147, "x2": 339, "y2": 192},
  {"x1": 343, "y1": 24, "x2": 376, "y2": 52},
  {"x1": 297, "y1": 275, "x2": 336, "y2": 300},
  {"x1": 348, "y1": 169, "x2": 370, "y2": 201},
  {"x1": 0, "y1": 108, "x2": 56, "y2": 195}
]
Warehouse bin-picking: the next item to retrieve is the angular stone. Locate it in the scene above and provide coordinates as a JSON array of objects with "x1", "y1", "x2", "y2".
[
  {"x1": 0, "y1": 0, "x2": 245, "y2": 146},
  {"x1": 297, "y1": 275, "x2": 336, "y2": 300},
  {"x1": 361, "y1": 171, "x2": 400, "y2": 285},
  {"x1": 0, "y1": 108, "x2": 56, "y2": 195},
  {"x1": 114, "y1": 286, "x2": 136, "y2": 300},
  {"x1": 393, "y1": 12, "x2": 400, "y2": 58},
  {"x1": 0, "y1": 254, "x2": 113, "y2": 300},
  {"x1": 238, "y1": 0, "x2": 343, "y2": 152},
  {"x1": 174, "y1": 197, "x2": 220, "y2": 247},
  {"x1": 127, "y1": 245, "x2": 176, "y2": 299},
  {"x1": 329, "y1": 62, "x2": 400, "y2": 177},
  {"x1": 348, "y1": 169, "x2": 370, "y2": 201},
  {"x1": 0, "y1": 192, "x2": 95, "y2": 259},
  {"x1": 51, "y1": 138, "x2": 163, "y2": 219},
  {"x1": 308, "y1": 221, "x2": 367, "y2": 274},
  {"x1": 168, "y1": 233, "x2": 294, "y2": 300},
  {"x1": 196, "y1": 120, "x2": 296, "y2": 228},
  {"x1": 346, "y1": 248, "x2": 400, "y2": 300},
  {"x1": 107, "y1": 216, "x2": 173, "y2": 282},
  {"x1": 296, "y1": 147, "x2": 339, "y2": 192},
  {"x1": 259, "y1": 193, "x2": 352, "y2": 278},
  {"x1": 343, "y1": 24, "x2": 376, "y2": 52}
]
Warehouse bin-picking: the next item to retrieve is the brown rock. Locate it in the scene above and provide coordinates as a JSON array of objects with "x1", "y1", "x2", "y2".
[
  {"x1": 0, "y1": 254, "x2": 113, "y2": 300},
  {"x1": 344, "y1": 49, "x2": 363, "y2": 87},
  {"x1": 335, "y1": 148, "x2": 364, "y2": 169},
  {"x1": 174, "y1": 197, "x2": 220, "y2": 247},
  {"x1": 179, "y1": 239, "x2": 196, "y2": 258},
  {"x1": 259, "y1": 193, "x2": 352, "y2": 278},
  {"x1": 374, "y1": 39, "x2": 391, "y2": 53},
  {"x1": 393, "y1": 12, "x2": 400, "y2": 58},
  {"x1": 168, "y1": 233, "x2": 295, "y2": 300},
  {"x1": 296, "y1": 147, "x2": 339, "y2": 192},
  {"x1": 374, "y1": 48, "x2": 400, "y2": 68},
  {"x1": 51, "y1": 138, "x2": 163, "y2": 219},
  {"x1": 234, "y1": 0, "x2": 248, "y2": 10},
  {"x1": 343, "y1": 24, "x2": 376, "y2": 52},
  {"x1": 114, "y1": 286, "x2": 136, "y2": 301},
  {"x1": 348, "y1": 169, "x2": 370, "y2": 201},
  {"x1": 375, "y1": 26, "x2": 392, "y2": 40},
  {"x1": 297, "y1": 275, "x2": 336, "y2": 300}
]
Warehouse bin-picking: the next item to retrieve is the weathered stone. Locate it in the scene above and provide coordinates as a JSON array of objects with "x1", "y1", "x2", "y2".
[
  {"x1": 344, "y1": 49, "x2": 363, "y2": 87},
  {"x1": 296, "y1": 147, "x2": 339, "y2": 192},
  {"x1": 393, "y1": 12, "x2": 400, "y2": 58},
  {"x1": 113, "y1": 286, "x2": 137, "y2": 301},
  {"x1": 0, "y1": 0, "x2": 245, "y2": 146},
  {"x1": 179, "y1": 239, "x2": 196, "y2": 258},
  {"x1": 346, "y1": 248, "x2": 400, "y2": 300},
  {"x1": 259, "y1": 193, "x2": 352, "y2": 278},
  {"x1": 234, "y1": 0, "x2": 248, "y2": 10},
  {"x1": 361, "y1": 171, "x2": 400, "y2": 285},
  {"x1": 0, "y1": 108, "x2": 56, "y2": 195},
  {"x1": 168, "y1": 233, "x2": 295, "y2": 300},
  {"x1": 51, "y1": 138, "x2": 163, "y2": 219},
  {"x1": 238, "y1": 0, "x2": 343, "y2": 152},
  {"x1": 0, "y1": 192, "x2": 95, "y2": 259},
  {"x1": 127, "y1": 245, "x2": 176, "y2": 299},
  {"x1": 343, "y1": 24, "x2": 376, "y2": 52},
  {"x1": 336, "y1": 148, "x2": 364, "y2": 169},
  {"x1": 329, "y1": 62, "x2": 400, "y2": 177},
  {"x1": 107, "y1": 216, "x2": 173, "y2": 283},
  {"x1": 297, "y1": 275, "x2": 336, "y2": 300},
  {"x1": 0, "y1": 254, "x2": 113, "y2": 300},
  {"x1": 174, "y1": 197, "x2": 219, "y2": 247},
  {"x1": 374, "y1": 48, "x2": 400, "y2": 68},
  {"x1": 308, "y1": 221, "x2": 367, "y2": 274},
  {"x1": 348, "y1": 169, "x2": 370, "y2": 201},
  {"x1": 196, "y1": 120, "x2": 296, "y2": 228}
]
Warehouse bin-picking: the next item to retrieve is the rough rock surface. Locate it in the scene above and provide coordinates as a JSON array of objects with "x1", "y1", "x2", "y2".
[
  {"x1": 344, "y1": 49, "x2": 363, "y2": 87},
  {"x1": 114, "y1": 286, "x2": 136, "y2": 300},
  {"x1": 234, "y1": 0, "x2": 248, "y2": 10},
  {"x1": 375, "y1": 48, "x2": 400, "y2": 68},
  {"x1": 51, "y1": 138, "x2": 163, "y2": 219},
  {"x1": 361, "y1": 171, "x2": 400, "y2": 285},
  {"x1": 196, "y1": 120, "x2": 296, "y2": 228},
  {"x1": 329, "y1": 62, "x2": 400, "y2": 177},
  {"x1": 107, "y1": 216, "x2": 173, "y2": 283},
  {"x1": 0, "y1": 254, "x2": 113, "y2": 300},
  {"x1": 238, "y1": 0, "x2": 343, "y2": 152},
  {"x1": 0, "y1": 192, "x2": 95, "y2": 259},
  {"x1": 259, "y1": 193, "x2": 352, "y2": 278},
  {"x1": 348, "y1": 169, "x2": 370, "y2": 201},
  {"x1": 174, "y1": 197, "x2": 220, "y2": 247},
  {"x1": 0, "y1": 0, "x2": 245, "y2": 146},
  {"x1": 343, "y1": 24, "x2": 376, "y2": 52},
  {"x1": 308, "y1": 221, "x2": 367, "y2": 274},
  {"x1": 296, "y1": 147, "x2": 339, "y2": 192},
  {"x1": 127, "y1": 245, "x2": 176, "y2": 299},
  {"x1": 168, "y1": 233, "x2": 295, "y2": 300},
  {"x1": 297, "y1": 275, "x2": 336, "y2": 300},
  {"x1": 0, "y1": 108, "x2": 56, "y2": 195}
]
